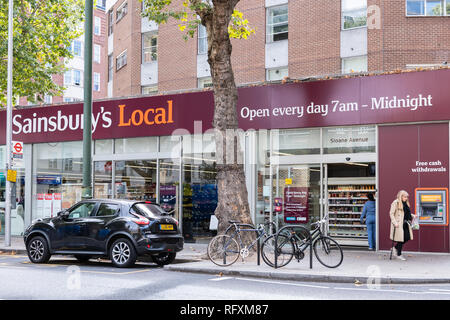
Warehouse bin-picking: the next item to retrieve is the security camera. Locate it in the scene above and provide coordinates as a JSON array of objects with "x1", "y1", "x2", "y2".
[{"x1": 346, "y1": 157, "x2": 351, "y2": 161}]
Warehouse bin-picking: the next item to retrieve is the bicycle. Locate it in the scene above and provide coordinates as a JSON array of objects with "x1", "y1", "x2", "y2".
[
  {"x1": 207, "y1": 220, "x2": 276, "y2": 267},
  {"x1": 261, "y1": 214, "x2": 343, "y2": 268}
]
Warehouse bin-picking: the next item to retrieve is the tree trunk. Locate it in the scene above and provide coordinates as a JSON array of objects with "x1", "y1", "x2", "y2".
[{"x1": 204, "y1": 2, "x2": 253, "y2": 235}]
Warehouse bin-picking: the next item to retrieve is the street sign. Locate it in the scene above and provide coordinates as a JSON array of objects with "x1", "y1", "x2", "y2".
[
  {"x1": 12, "y1": 141, "x2": 23, "y2": 155},
  {"x1": 7, "y1": 169, "x2": 16, "y2": 182},
  {"x1": 11, "y1": 141, "x2": 24, "y2": 168}
]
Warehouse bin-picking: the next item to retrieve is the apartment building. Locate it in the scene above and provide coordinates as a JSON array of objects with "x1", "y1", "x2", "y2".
[
  {"x1": 104, "y1": 0, "x2": 449, "y2": 97},
  {"x1": 17, "y1": 1, "x2": 109, "y2": 106}
]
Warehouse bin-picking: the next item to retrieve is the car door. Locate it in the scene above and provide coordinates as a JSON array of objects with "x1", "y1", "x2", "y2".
[
  {"x1": 52, "y1": 201, "x2": 98, "y2": 251},
  {"x1": 84, "y1": 202, "x2": 121, "y2": 252}
]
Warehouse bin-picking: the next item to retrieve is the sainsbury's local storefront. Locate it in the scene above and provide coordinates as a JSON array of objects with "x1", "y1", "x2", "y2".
[{"x1": 1, "y1": 68, "x2": 449, "y2": 252}]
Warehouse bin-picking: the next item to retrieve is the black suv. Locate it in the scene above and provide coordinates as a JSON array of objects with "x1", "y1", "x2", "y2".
[{"x1": 23, "y1": 199, "x2": 184, "y2": 268}]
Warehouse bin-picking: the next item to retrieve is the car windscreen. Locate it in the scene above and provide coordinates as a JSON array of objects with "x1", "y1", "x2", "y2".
[{"x1": 131, "y1": 203, "x2": 168, "y2": 219}]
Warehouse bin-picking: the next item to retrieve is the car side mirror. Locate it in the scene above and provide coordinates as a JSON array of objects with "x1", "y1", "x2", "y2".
[{"x1": 57, "y1": 210, "x2": 69, "y2": 218}]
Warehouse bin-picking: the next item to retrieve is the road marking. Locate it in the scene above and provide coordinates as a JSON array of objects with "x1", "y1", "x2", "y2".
[
  {"x1": 209, "y1": 277, "x2": 234, "y2": 281},
  {"x1": 429, "y1": 289, "x2": 450, "y2": 292},
  {"x1": 235, "y1": 277, "x2": 329, "y2": 289},
  {"x1": 80, "y1": 269, "x2": 152, "y2": 276}
]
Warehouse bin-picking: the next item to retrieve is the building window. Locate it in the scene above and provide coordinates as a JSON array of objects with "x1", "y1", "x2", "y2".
[
  {"x1": 116, "y1": 1, "x2": 128, "y2": 22},
  {"x1": 71, "y1": 40, "x2": 82, "y2": 57},
  {"x1": 94, "y1": 17, "x2": 101, "y2": 35},
  {"x1": 142, "y1": 85, "x2": 158, "y2": 95},
  {"x1": 116, "y1": 50, "x2": 127, "y2": 71},
  {"x1": 94, "y1": 73, "x2": 100, "y2": 92},
  {"x1": 198, "y1": 25, "x2": 208, "y2": 54},
  {"x1": 108, "y1": 54, "x2": 114, "y2": 82},
  {"x1": 342, "y1": 55, "x2": 368, "y2": 74},
  {"x1": 407, "y1": 0, "x2": 449, "y2": 16},
  {"x1": 63, "y1": 97, "x2": 75, "y2": 103},
  {"x1": 73, "y1": 70, "x2": 82, "y2": 86},
  {"x1": 342, "y1": 0, "x2": 367, "y2": 30},
  {"x1": 108, "y1": 9, "x2": 114, "y2": 35},
  {"x1": 64, "y1": 70, "x2": 72, "y2": 86},
  {"x1": 266, "y1": 5, "x2": 288, "y2": 43},
  {"x1": 96, "y1": 0, "x2": 106, "y2": 10},
  {"x1": 142, "y1": 32, "x2": 158, "y2": 63},
  {"x1": 266, "y1": 67, "x2": 288, "y2": 81},
  {"x1": 44, "y1": 95, "x2": 52, "y2": 104},
  {"x1": 198, "y1": 77, "x2": 213, "y2": 88},
  {"x1": 94, "y1": 44, "x2": 101, "y2": 63}
]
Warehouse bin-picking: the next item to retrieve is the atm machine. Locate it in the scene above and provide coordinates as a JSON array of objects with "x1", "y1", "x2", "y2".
[{"x1": 415, "y1": 188, "x2": 448, "y2": 226}]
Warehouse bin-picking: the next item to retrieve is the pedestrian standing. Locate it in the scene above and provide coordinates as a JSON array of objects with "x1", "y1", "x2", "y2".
[
  {"x1": 360, "y1": 193, "x2": 376, "y2": 250},
  {"x1": 389, "y1": 190, "x2": 416, "y2": 261}
]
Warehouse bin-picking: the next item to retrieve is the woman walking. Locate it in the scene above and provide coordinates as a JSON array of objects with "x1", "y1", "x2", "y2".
[
  {"x1": 360, "y1": 193, "x2": 376, "y2": 250},
  {"x1": 389, "y1": 190, "x2": 416, "y2": 261}
]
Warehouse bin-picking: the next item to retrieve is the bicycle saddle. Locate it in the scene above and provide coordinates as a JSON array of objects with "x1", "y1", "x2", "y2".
[{"x1": 228, "y1": 220, "x2": 240, "y2": 224}]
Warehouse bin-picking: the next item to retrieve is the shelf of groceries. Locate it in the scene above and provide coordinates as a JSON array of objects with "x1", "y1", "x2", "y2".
[{"x1": 328, "y1": 182, "x2": 376, "y2": 241}]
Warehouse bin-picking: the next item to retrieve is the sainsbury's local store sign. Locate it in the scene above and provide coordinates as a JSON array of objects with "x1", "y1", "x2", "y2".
[{"x1": 1, "y1": 69, "x2": 449, "y2": 145}]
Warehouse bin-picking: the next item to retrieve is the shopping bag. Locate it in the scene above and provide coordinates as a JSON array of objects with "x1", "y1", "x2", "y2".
[{"x1": 411, "y1": 216, "x2": 420, "y2": 230}]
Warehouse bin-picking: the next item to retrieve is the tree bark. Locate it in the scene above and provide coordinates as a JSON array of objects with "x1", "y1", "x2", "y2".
[{"x1": 201, "y1": 1, "x2": 253, "y2": 236}]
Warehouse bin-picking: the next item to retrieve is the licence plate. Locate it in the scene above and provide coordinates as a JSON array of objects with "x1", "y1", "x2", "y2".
[{"x1": 160, "y1": 224, "x2": 174, "y2": 231}]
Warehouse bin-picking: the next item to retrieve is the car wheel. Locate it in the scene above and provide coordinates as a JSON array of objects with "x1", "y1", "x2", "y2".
[
  {"x1": 27, "y1": 236, "x2": 51, "y2": 264},
  {"x1": 74, "y1": 255, "x2": 92, "y2": 263},
  {"x1": 152, "y1": 252, "x2": 176, "y2": 266},
  {"x1": 109, "y1": 238, "x2": 137, "y2": 268}
]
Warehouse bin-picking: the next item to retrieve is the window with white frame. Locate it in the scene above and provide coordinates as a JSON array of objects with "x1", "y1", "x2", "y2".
[
  {"x1": 406, "y1": 0, "x2": 450, "y2": 16},
  {"x1": 44, "y1": 95, "x2": 52, "y2": 104},
  {"x1": 108, "y1": 9, "x2": 114, "y2": 35},
  {"x1": 342, "y1": 55, "x2": 368, "y2": 74},
  {"x1": 64, "y1": 70, "x2": 72, "y2": 86},
  {"x1": 198, "y1": 25, "x2": 208, "y2": 54},
  {"x1": 108, "y1": 54, "x2": 113, "y2": 82},
  {"x1": 94, "y1": 73, "x2": 101, "y2": 92},
  {"x1": 116, "y1": 50, "x2": 127, "y2": 70},
  {"x1": 116, "y1": 1, "x2": 128, "y2": 22},
  {"x1": 142, "y1": 32, "x2": 158, "y2": 63},
  {"x1": 94, "y1": 17, "x2": 101, "y2": 35},
  {"x1": 342, "y1": 0, "x2": 367, "y2": 30},
  {"x1": 73, "y1": 70, "x2": 82, "y2": 86},
  {"x1": 142, "y1": 85, "x2": 158, "y2": 95},
  {"x1": 266, "y1": 5, "x2": 288, "y2": 43},
  {"x1": 266, "y1": 67, "x2": 289, "y2": 81},
  {"x1": 198, "y1": 77, "x2": 213, "y2": 88},
  {"x1": 71, "y1": 40, "x2": 82, "y2": 57},
  {"x1": 94, "y1": 44, "x2": 101, "y2": 63}
]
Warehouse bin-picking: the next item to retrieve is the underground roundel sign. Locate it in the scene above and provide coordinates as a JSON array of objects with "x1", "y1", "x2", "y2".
[{"x1": 12, "y1": 141, "x2": 23, "y2": 155}]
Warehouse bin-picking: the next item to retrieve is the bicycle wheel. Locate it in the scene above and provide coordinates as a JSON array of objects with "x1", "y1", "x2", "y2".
[
  {"x1": 313, "y1": 236, "x2": 343, "y2": 268},
  {"x1": 207, "y1": 235, "x2": 240, "y2": 267},
  {"x1": 261, "y1": 234, "x2": 294, "y2": 268}
]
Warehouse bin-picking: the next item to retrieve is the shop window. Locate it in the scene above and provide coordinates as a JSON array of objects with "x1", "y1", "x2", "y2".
[
  {"x1": 273, "y1": 128, "x2": 321, "y2": 156},
  {"x1": 95, "y1": 139, "x2": 113, "y2": 155},
  {"x1": 160, "y1": 135, "x2": 181, "y2": 154},
  {"x1": 322, "y1": 126, "x2": 376, "y2": 154},
  {"x1": 32, "y1": 141, "x2": 84, "y2": 219},
  {"x1": 94, "y1": 161, "x2": 113, "y2": 199},
  {"x1": 255, "y1": 130, "x2": 271, "y2": 227},
  {"x1": 159, "y1": 159, "x2": 180, "y2": 219},
  {"x1": 115, "y1": 160, "x2": 157, "y2": 201},
  {"x1": 266, "y1": 5, "x2": 288, "y2": 43},
  {"x1": 342, "y1": 0, "x2": 367, "y2": 30},
  {"x1": 115, "y1": 137, "x2": 158, "y2": 154},
  {"x1": 182, "y1": 133, "x2": 218, "y2": 241}
]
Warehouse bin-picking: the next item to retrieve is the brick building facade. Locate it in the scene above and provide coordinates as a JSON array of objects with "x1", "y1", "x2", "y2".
[{"x1": 104, "y1": 0, "x2": 449, "y2": 97}]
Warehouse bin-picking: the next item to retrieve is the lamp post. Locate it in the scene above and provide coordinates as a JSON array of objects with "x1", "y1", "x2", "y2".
[
  {"x1": 4, "y1": 0, "x2": 14, "y2": 247},
  {"x1": 82, "y1": 0, "x2": 94, "y2": 199}
]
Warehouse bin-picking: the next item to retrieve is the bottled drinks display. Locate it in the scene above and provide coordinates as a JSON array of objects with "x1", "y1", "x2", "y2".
[{"x1": 328, "y1": 184, "x2": 376, "y2": 240}]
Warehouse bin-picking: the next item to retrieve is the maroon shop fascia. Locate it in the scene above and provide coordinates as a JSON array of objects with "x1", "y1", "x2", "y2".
[{"x1": 1, "y1": 68, "x2": 450, "y2": 252}]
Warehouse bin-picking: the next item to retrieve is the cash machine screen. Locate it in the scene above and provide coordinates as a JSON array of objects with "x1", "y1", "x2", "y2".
[{"x1": 415, "y1": 189, "x2": 448, "y2": 225}]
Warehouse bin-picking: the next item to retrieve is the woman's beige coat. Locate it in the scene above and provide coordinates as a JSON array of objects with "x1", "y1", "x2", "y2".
[{"x1": 389, "y1": 199, "x2": 413, "y2": 242}]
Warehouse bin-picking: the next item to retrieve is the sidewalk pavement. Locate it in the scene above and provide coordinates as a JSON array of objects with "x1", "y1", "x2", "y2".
[{"x1": 3, "y1": 236, "x2": 450, "y2": 284}]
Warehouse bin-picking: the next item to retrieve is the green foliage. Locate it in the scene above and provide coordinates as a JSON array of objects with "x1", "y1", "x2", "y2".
[
  {"x1": 0, "y1": 0, "x2": 84, "y2": 106},
  {"x1": 141, "y1": 0, "x2": 255, "y2": 41}
]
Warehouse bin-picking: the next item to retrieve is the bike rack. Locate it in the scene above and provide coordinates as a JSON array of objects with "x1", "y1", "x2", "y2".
[{"x1": 274, "y1": 225, "x2": 313, "y2": 269}]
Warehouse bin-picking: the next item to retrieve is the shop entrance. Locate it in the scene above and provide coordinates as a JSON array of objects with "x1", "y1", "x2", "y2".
[{"x1": 270, "y1": 161, "x2": 376, "y2": 248}]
